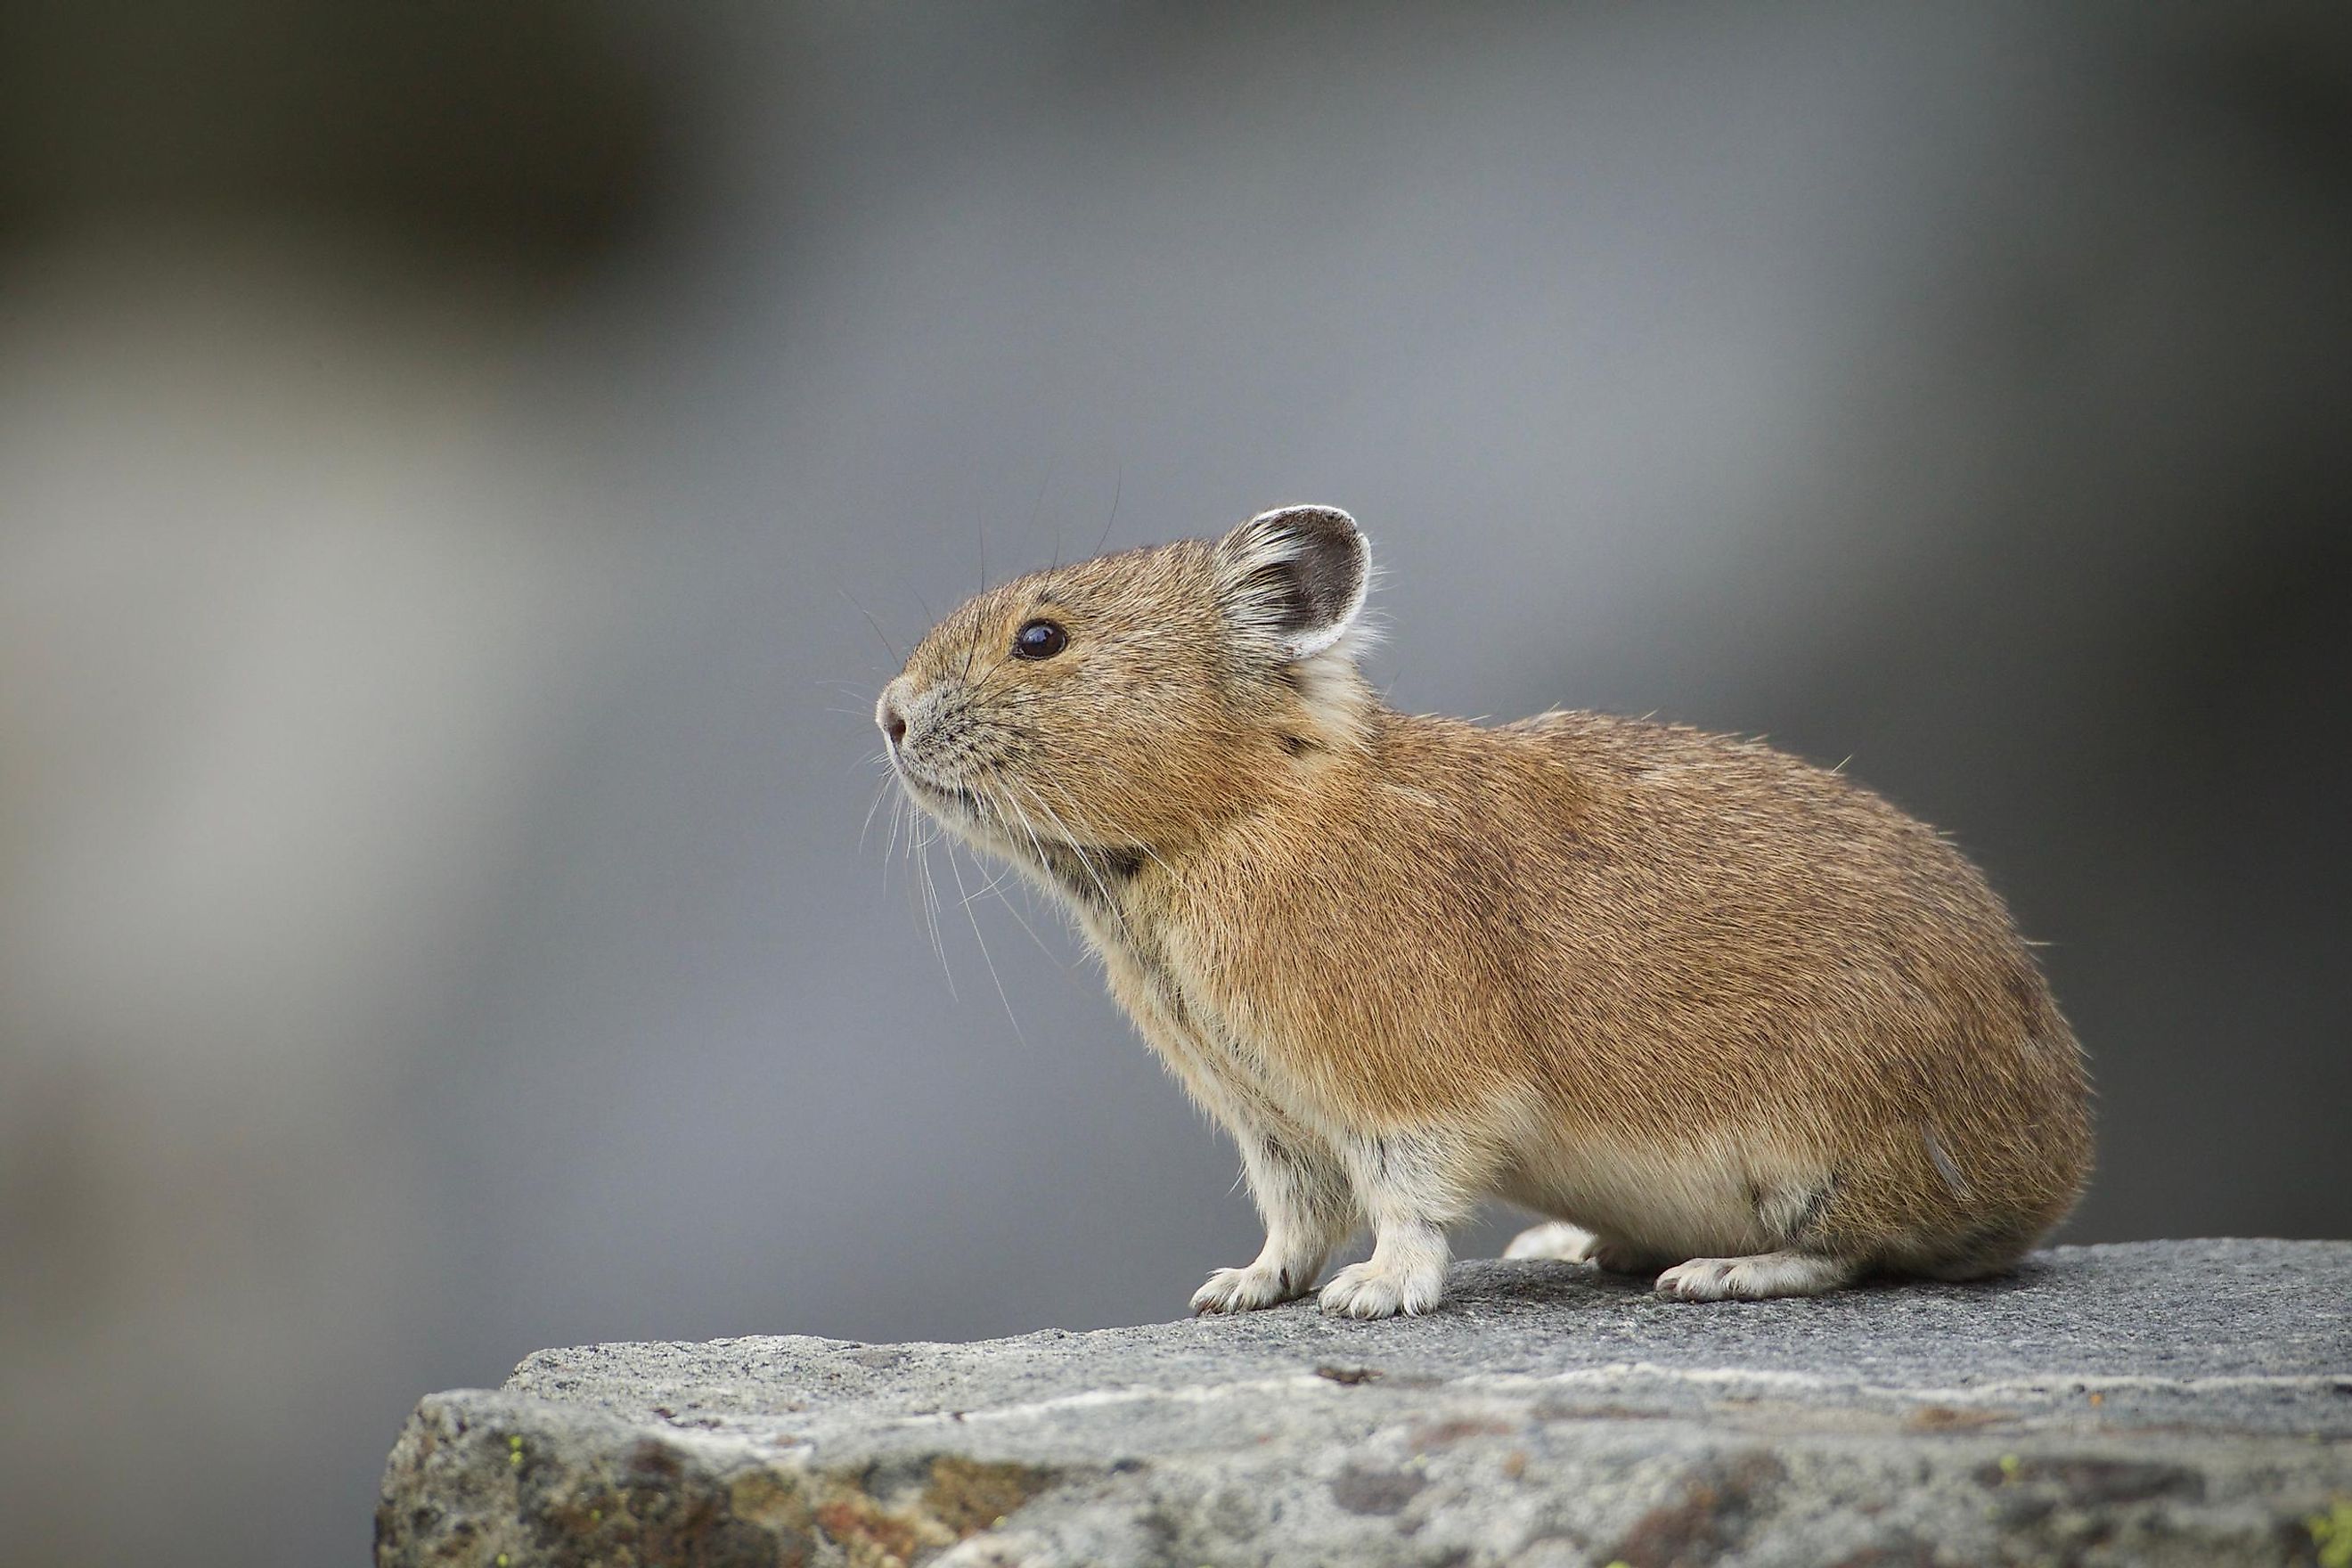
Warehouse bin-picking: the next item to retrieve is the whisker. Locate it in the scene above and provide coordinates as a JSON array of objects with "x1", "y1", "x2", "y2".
[
  {"x1": 836, "y1": 586, "x2": 902, "y2": 664},
  {"x1": 1033, "y1": 457, "x2": 1062, "y2": 572},
  {"x1": 943, "y1": 837, "x2": 1029, "y2": 1049},
  {"x1": 1011, "y1": 780, "x2": 1124, "y2": 926},
  {"x1": 1095, "y1": 464, "x2": 1123, "y2": 556},
  {"x1": 1031, "y1": 778, "x2": 1180, "y2": 884},
  {"x1": 858, "y1": 776, "x2": 894, "y2": 853},
  {"x1": 989, "y1": 792, "x2": 1082, "y2": 971},
  {"x1": 956, "y1": 852, "x2": 1026, "y2": 907},
  {"x1": 909, "y1": 816, "x2": 953, "y2": 993},
  {"x1": 882, "y1": 791, "x2": 907, "y2": 890},
  {"x1": 988, "y1": 882, "x2": 1075, "y2": 975}
]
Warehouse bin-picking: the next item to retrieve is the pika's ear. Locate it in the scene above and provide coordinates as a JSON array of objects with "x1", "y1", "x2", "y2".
[{"x1": 1212, "y1": 504, "x2": 1369, "y2": 660}]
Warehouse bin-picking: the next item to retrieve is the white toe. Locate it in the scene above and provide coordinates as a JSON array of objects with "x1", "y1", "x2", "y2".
[{"x1": 1191, "y1": 1262, "x2": 1309, "y2": 1314}]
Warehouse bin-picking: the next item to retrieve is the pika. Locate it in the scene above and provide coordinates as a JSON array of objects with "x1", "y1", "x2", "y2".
[{"x1": 877, "y1": 506, "x2": 2093, "y2": 1318}]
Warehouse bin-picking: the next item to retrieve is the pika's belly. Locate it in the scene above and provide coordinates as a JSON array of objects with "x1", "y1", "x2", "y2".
[{"x1": 1501, "y1": 1118, "x2": 1833, "y2": 1258}]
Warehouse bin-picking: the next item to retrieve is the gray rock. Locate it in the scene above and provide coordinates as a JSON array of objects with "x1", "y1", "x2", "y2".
[{"x1": 378, "y1": 1239, "x2": 2352, "y2": 1566}]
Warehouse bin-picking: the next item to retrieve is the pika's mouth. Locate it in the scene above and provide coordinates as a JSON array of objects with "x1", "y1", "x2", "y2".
[{"x1": 891, "y1": 759, "x2": 989, "y2": 820}]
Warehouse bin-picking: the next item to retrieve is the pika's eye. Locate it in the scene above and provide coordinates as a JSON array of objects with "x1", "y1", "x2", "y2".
[{"x1": 1013, "y1": 618, "x2": 1067, "y2": 660}]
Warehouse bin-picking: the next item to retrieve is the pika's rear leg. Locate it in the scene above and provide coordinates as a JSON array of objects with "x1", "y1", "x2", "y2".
[
  {"x1": 1192, "y1": 1131, "x2": 1354, "y2": 1314},
  {"x1": 1503, "y1": 1221, "x2": 1672, "y2": 1275},
  {"x1": 1654, "y1": 1250, "x2": 1860, "y2": 1301}
]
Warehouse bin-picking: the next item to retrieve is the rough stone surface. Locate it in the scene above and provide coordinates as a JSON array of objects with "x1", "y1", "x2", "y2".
[{"x1": 379, "y1": 1239, "x2": 2352, "y2": 1566}]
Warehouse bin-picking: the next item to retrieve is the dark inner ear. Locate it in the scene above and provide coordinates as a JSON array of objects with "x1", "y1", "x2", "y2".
[
  {"x1": 1251, "y1": 511, "x2": 1361, "y2": 641},
  {"x1": 1237, "y1": 557, "x2": 1316, "y2": 637},
  {"x1": 1278, "y1": 546, "x2": 1358, "y2": 633}
]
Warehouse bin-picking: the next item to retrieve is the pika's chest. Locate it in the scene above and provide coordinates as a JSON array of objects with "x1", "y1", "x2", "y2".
[
  {"x1": 1080, "y1": 901, "x2": 1314, "y2": 1125},
  {"x1": 1087, "y1": 911, "x2": 1228, "y2": 1054}
]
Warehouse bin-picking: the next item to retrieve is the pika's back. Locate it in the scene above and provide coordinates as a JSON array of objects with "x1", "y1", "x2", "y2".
[
  {"x1": 1493, "y1": 707, "x2": 2019, "y2": 950},
  {"x1": 1214, "y1": 703, "x2": 2073, "y2": 1097}
]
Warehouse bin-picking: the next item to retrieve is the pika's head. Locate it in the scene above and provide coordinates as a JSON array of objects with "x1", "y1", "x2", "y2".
[{"x1": 877, "y1": 505, "x2": 1372, "y2": 863}]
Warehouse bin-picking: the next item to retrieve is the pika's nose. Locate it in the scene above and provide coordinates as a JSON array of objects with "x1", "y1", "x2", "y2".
[{"x1": 877, "y1": 682, "x2": 911, "y2": 747}]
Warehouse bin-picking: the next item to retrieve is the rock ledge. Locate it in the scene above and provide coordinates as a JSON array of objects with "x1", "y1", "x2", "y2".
[{"x1": 378, "y1": 1239, "x2": 2352, "y2": 1566}]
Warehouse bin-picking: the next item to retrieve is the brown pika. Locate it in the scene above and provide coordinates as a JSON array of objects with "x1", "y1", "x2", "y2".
[{"x1": 877, "y1": 506, "x2": 2094, "y2": 1318}]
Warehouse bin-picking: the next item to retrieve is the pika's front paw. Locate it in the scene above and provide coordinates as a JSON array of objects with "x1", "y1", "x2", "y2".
[
  {"x1": 1191, "y1": 1262, "x2": 1311, "y2": 1314},
  {"x1": 1318, "y1": 1259, "x2": 1445, "y2": 1319}
]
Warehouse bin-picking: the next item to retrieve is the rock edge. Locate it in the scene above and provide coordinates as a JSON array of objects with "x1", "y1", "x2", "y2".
[{"x1": 378, "y1": 1239, "x2": 2352, "y2": 1567}]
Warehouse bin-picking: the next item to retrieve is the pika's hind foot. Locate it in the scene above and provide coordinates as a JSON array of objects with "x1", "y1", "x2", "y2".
[
  {"x1": 1191, "y1": 1261, "x2": 1315, "y2": 1314},
  {"x1": 1504, "y1": 1221, "x2": 1597, "y2": 1261},
  {"x1": 1655, "y1": 1250, "x2": 1858, "y2": 1301},
  {"x1": 1505, "y1": 1221, "x2": 1670, "y2": 1276}
]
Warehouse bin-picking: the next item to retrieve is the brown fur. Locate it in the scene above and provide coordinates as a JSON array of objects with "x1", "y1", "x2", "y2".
[{"x1": 878, "y1": 507, "x2": 2094, "y2": 1315}]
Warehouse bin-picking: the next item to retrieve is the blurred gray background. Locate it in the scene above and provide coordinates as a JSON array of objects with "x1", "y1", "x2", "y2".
[{"x1": 3, "y1": 2, "x2": 2347, "y2": 1563}]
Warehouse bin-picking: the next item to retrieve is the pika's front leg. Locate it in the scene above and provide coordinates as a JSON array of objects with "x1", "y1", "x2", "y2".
[
  {"x1": 1319, "y1": 1131, "x2": 1471, "y2": 1319},
  {"x1": 1191, "y1": 1131, "x2": 1355, "y2": 1314}
]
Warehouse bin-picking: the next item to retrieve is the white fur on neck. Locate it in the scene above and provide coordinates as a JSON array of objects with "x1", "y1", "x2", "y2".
[{"x1": 1289, "y1": 622, "x2": 1380, "y2": 753}]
